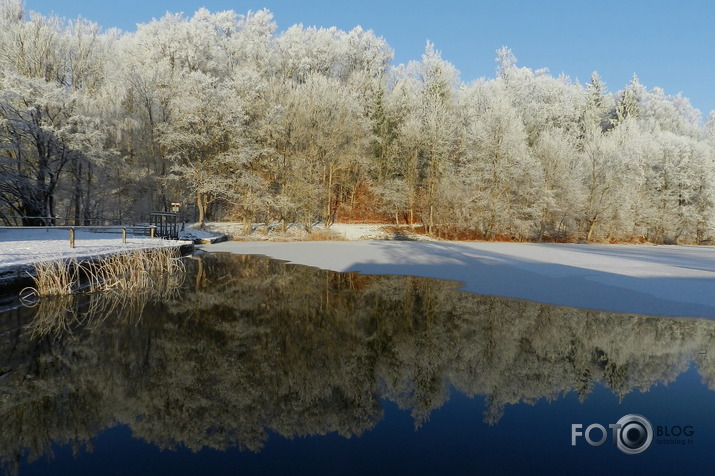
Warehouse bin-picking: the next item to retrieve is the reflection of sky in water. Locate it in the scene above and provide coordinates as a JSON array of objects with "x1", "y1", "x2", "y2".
[{"x1": 3, "y1": 254, "x2": 715, "y2": 475}]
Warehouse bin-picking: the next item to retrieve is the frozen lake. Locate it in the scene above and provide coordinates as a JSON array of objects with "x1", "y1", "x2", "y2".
[
  {"x1": 2, "y1": 252, "x2": 714, "y2": 475},
  {"x1": 206, "y1": 240, "x2": 715, "y2": 318}
]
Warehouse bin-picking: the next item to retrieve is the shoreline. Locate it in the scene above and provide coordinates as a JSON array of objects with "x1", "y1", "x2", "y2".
[
  {"x1": 0, "y1": 242, "x2": 194, "y2": 299},
  {"x1": 201, "y1": 240, "x2": 715, "y2": 319},
  {"x1": 4, "y1": 221, "x2": 715, "y2": 319}
]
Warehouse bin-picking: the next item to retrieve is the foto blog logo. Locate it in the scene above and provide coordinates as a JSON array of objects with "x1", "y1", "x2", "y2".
[{"x1": 571, "y1": 414, "x2": 654, "y2": 455}]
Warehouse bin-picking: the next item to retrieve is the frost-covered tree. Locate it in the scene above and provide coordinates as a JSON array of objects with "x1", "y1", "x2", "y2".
[
  {"x1": 579, "y1": 119, "x2": 643, "y2": 241},
  {"x1": 580, "y1": 72, "x2": 614, "y2": 135},
  {"x1": 639, "y1": 87, "x2": 701, "y2": 137},
  {"x1": 279, "y1": 73, "x2": 370, "y2": 229},
  {"x1": 158, "y1": 72, "x2": 246, "y2": 227},
  {"x1": 531, "y1": 128, "x2": 585, "y2": 240},
  {"x1": 458, "y1": 83, "x2": 544, "y2": 239},
  {"x1": 634, "y1": 131, "x2": 714, "y2": 243},
  {"x1": 0, "y1": 7, "x2": 111, "y2": 225},
  {"x1": 403, "y1": 42, "x2": 461, "y2": 233},
  {"x1": 497, "y1": 48, "x2": 583, "y2": 144},
  {"x1": 0, "y1": 74, "x2": 101, "y2": 224},
  {"x1": 224, "y1": 9, "x2": 276, "y2": 75},
  {"x1": 613, "y1": 74, "x2": 644, "y2": 125}
]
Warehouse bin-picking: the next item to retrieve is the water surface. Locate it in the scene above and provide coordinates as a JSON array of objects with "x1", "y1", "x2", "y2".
[{"x1": 1, "y1": 253, "x2": 713, "y2": 475}]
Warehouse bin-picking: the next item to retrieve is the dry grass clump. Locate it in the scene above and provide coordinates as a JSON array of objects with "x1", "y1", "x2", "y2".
[
  {"x1": 20, "y1": 247, "x2": 185, "y2": 302},
  {"x1": 21, "y1": 258, "x2": 80, "y2": 299},
  {"x1": 82, "y1": 247, "x2": 185, "y2": 293}
]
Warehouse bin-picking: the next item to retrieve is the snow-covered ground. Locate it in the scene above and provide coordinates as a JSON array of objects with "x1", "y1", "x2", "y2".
[
  {"x1": 328, "y1": 223, "x2": 391, "y2": 240},
  {"x1": 203, "y1": 240, "x2": 715, "y2": 318},
  {"x1": 0, "y1": 227, "x2": 190, "y2": 276},
  {"x1": 193, "y1": 221, "x2": 425, "y2": 241}
]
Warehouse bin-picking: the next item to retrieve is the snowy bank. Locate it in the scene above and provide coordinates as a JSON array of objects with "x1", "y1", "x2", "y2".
[
  {"x1": 178, "y1": 226, "x2": 228, "y2": 244},
  {"x1": 191, "y1": 222, "x2": 429, "y2": 241},
  {"x1": 0, "y1": 228, "x2": 192, "y2": 290},
  {"x1": 203, "y1": 240, "x2": 715, "y2": 318}
]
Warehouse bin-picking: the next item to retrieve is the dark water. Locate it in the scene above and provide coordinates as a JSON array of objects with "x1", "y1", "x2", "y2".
[{"x1": 1, "y1": 253, "x2": 714, "y2": 475}]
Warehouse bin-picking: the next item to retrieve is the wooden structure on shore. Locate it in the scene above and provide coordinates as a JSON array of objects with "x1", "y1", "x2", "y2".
[
  {"x1": 0, "y1": 225, "x2": 157, "y2": 248},
  {"x1": 149, "y1": 212, "x2": 180, "y2": 240}
]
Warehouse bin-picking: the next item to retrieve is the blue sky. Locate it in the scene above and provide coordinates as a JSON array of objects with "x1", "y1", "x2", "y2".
[{"x1": 24, "y1": 0, "x2": 715, "y2": 116}]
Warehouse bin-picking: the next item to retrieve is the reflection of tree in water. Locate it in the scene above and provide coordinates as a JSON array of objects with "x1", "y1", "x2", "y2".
[{"x1": 2, "y1": 253, "x2": 715, "y2": 472}]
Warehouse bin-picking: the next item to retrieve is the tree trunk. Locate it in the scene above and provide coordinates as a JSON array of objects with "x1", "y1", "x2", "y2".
[
  {"x1": 83, "y1": 162, "x2": 92, "y2": 225},
  {"x1": 243, "y1": 213, "x2": 252, "y2": 235},
  {"x1": 324, "y1": 163, "x2": 333, "y2": 228},
  {"x1": 428, "y1": 203, "x2": 434, "y2": 235},
  {"x1": 73, "y1": 159, "x2": 82, "y2": 226},
  {"x1": 586, "y1": 218, "x2": 597, "y2": 241},
  {"x1": 197, "y1": 192, "x2": 206, "y2": 228}
]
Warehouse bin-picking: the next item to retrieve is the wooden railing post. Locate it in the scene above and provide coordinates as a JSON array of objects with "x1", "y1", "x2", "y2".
[
  {"x1": 69, "y1": 227, "x2": 75, "y2": 248},
  {"x1": 150, "y1": 226, "x2": 155, "y2": 239},
  {"x1": 122, "y1": 228, "x2": 127, "y2": 243}
]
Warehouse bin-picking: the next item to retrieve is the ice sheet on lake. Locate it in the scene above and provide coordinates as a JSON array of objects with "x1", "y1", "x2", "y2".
[{"x1": 205, "y1": 240, "x2": 715, "y2": 318}]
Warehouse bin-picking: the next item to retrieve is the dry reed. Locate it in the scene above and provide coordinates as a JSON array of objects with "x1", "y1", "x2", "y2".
[
  {"x1": 82, "y1": 247, "x2": 185, "y2": 293},
  {"x1": 20, "y1": 247, "x2": 185, "y2": 302},
  {"x1": 20, "y1": 258, "x2": 80, "y2": 301}
]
